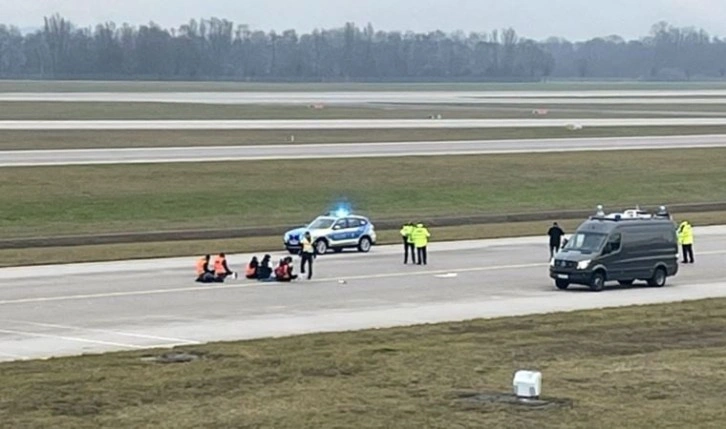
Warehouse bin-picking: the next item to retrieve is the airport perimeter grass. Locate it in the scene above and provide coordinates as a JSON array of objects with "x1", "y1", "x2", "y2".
[
  {"x1": 0, "y1": 101, "x2": 711, "y2": 121},
  {"x1": 1, "y1": 210, "x2": 723, "y2": 267},
  {"x1": 2, "y1": 149, "x2": 726, "y2": 240},
  {"x1": 5, "y1": 126, "x2": 726, "y2": 150},
  {"x1": 2, "y1": 298, "x2": 726, "y2": 428}
]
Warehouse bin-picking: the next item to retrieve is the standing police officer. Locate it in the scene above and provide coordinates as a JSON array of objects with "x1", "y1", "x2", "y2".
[
  {"x1": 677, "y1": 220, "x2": 695, "y2": 264},
  {"x1": 300, "y1": 231, "x2": 316, "y2": 279},
  {"x1": 400, "y1": 222, "x2": 416, "y2": 264},
  {"x1": 411, "y1": 222, "x2": 431, "y2": 265}
]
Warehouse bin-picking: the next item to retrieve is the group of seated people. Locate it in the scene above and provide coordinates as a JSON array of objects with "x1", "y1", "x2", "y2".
[
  {"x1": 196, "y1": 253, "x2": 299, "y2": 283},
  {"x1": 244, "y1": 254, "x2": 298, "y2": 282}
]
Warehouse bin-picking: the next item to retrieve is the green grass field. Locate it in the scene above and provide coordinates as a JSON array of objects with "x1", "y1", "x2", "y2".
[
  {"x1": 2, "y1": 297, "x2": 725, "y2": 428},
  {"x1": 4, "y1": 79, "x2": 726, "y2": 92},
  {"x1": 0, "y1": 101, "x2": 696, "y2": 120},
  {"x1": 2, "y1": 149, "x2": 726, "y2": 240},
  {"x1": 4, "y1": 126, "x2": 726, "y2": 150}
]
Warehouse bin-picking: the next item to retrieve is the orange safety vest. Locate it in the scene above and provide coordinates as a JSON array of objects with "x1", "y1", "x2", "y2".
[
  {"x1": 214, "y1": 256, "x2": 226, "y2": 274},
  {"x1": 275, "y1": 264, "x2": 287, "y2": 279},
  {"x1": 196, "y1": 258, "x2": 208, "y2": 275},
  {"x1": 245, "y1": 264, "x2": 256, "y2": 277}
]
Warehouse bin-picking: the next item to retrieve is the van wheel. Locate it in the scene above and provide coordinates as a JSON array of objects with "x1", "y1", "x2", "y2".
[
  {"x1": 589, "y1": 271, "x2": 606, "y2": 292},
  {"x1": 618, "y1": 279, "x2": 634, "y2": 286},
  {"x1": 555, "y1": 279, "x2": 569, "y2": 290},
  {"x1": 648, "y1": 267, "x2": 667, "y2": 287}
]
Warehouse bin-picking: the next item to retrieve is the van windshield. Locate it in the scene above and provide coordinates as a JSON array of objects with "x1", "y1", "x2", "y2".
[{"x1": 563, "y1": 232, "x2": 607, "y2": 253}]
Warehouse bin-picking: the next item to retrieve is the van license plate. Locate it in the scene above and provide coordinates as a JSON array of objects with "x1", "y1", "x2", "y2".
[{"x1": 557, "y1": 274, "x2": 568, "y2": 279}]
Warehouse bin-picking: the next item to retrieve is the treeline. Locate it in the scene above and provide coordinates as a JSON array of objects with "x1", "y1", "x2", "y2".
[{"x1": 0, "y1": 15, "x2": 725, "y2": 81}]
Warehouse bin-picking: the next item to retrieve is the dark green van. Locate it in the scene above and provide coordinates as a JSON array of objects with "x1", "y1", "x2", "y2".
[{"x1": 549, "y1": 207, "x2": 679, "y2": 292}]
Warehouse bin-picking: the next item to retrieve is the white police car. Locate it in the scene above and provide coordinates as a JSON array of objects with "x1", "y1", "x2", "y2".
[{"x1": 283, "y1": 210, "x2": 377, "y2": 255}]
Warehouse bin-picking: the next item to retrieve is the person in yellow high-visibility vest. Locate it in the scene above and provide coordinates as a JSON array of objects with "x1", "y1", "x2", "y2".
[
  {"x1": 300, "y1": 231, "x2": 316, "y2": 279},
  {"x1": 411, "y1": 223, "x2": 431, "y2": 265},
  {"x1": 399, "y1": 222, "x2": 416, "y2": 264},
  {"x1": 677, "y1": 220, "x2": 694, "y2": 263}
]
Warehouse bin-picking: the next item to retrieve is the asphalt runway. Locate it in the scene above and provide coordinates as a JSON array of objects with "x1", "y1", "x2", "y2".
[
  {"x1": 2, "y1": 134, "x2": 726, "y2": 167},
  {"x1": 6, "y1": 117, "x2": 726, "y2": 130},
  {"x1": 1, "y1": 226, "x2": 725, "y2": 362},
  {"x1": 5, "y1": 90, "x2": 726, "y2": 105}
]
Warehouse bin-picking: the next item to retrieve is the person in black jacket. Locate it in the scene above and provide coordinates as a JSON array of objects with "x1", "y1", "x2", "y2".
[
  {"x1": 256, "y1": 254, "x2": 274, "y2": 281},
  {"x1": 547, "y1": 222, "x2": 565, "y2": 258}
]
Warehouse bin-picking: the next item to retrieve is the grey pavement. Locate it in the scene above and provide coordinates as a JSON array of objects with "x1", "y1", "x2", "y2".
[
  {"x1": 7, "y1": 117, "x2": 726, "y2": 130},
  {"x1": 1, "y1": 225, "x2": 725, "y2": 362},
  {"x1": 5, "y1": 90, "x2": 726, "y2": 105},
  {"x1": 3, "y1": 134, "x2": 726, "y2": 167}
]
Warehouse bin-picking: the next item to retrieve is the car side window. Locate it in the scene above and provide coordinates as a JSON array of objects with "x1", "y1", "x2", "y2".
[
  {"x1": 333, "y1": 219, "x2": 348, "y2": 230},
  {"x1": 347, "y1": 218, "x2": 362, "y2": 228},
  {"x1": 604, "y1": 233, "x2": 622, "y2": 254}
]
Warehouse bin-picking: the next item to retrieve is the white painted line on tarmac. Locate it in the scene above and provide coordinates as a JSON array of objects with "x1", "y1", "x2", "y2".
[
  {"x1": 0, "y1": 328, "x2": 148, "y2": 349},
  {"x1": 2, "y1": 250, "x2": 726, "y2": 306},
  {"x1": 0, "y1": 319, "x2": 201, "y2": 345},
  {"x1": 0, "y1": 262, "x2": 546, "y2": 306}
]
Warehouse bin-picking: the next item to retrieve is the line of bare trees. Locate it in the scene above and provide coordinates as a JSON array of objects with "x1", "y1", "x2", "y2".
[{"x1": 0, "y1": 15, "x2": 724, "y2": 81}]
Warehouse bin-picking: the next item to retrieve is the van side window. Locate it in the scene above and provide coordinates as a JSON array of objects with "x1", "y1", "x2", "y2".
[{"x1": 605, "y1": 233, "x2": 622, "y2": 254}]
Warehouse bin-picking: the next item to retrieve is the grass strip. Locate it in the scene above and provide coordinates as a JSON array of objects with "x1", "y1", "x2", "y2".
[
  {"x1": 1, "y1": 149, "x2": 726, "y2": 240},
  {"x1": 4, "y1": 126, "x2": 726, "y2": 150},
  {"x1": 1, "y1": 297, "x2": 726, "y2": 428},
  {"x1": 1, "y1": 211, "x2": 722, "y2": 268},
  {"x1": 0, "y1": 101, "x2": 696, "y2": 121}
]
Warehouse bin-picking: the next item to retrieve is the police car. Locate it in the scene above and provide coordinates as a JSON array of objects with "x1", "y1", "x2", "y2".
[{"x1": 283, "y1": 210, "x2": 377, "y2": 255}]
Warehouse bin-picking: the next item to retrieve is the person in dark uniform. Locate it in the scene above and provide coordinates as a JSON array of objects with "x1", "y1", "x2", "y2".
[
  {"x1": 300, "y1": 231, "x2": 316, "y2": 280},
  {"x1": 547, "y1": 222, "x2": 565, "y2": 258}
]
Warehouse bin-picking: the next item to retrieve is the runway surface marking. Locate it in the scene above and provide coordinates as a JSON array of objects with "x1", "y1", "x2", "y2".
[
  {"x1": 0, "y1": 328, "x2": 150, "y2": 349},
  {"x1": 0, "y1": 319, "x2": 200, "y2": 345},
  {"x1": 0, "y1": 262, "x2": 545, "y2": 305},
  {"x1": 2, "y1": 250, "x2": 725, "y2": 306}
]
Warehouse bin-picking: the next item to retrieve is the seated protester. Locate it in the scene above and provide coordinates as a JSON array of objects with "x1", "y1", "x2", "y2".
[
  {"x1": 256, "y1": 254, "x2": 274, "y2": 281},
  {"x1": 195, "y1": 254, "x2": 215, "y2": 283},
  {"x1": 214, "y1": 252, "x2": 237, "y2": 282},
  {"x1": 245, "y1": 256, "x2": 259, "y2": 279},
  {"x1": 275, "y1": 258, "x2": 297, "y2": 282},
  {"x1": 284, "y1": 256, "x2": 298, "y2": 280}
]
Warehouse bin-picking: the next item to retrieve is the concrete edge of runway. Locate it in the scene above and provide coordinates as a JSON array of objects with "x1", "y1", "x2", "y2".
[{"x1": 2, "y1": 224, "x2": 724, "y2": 280}]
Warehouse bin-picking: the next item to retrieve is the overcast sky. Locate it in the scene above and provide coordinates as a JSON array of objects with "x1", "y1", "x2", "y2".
[{"x1": 2, "y1": 0, "x2": 726, "y2": 41}]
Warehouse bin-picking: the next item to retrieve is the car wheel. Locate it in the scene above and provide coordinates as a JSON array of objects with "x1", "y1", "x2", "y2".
[
  {"x1": 555, "y1": 279, "x2": 569, "y2": 290},
  {"x1": 618, "y1": 279, "x2": 634, "y2": 286},
  {"x1": 358, "y1": 236, "x2": 372, "y2": 253},
  {"x1": 648, "y1": 267, "x2": 667, "y2": 287},
  {"x1": 315, "y1": 239, "x2": 328, "y2": 255},
  {"x1": 589, "y1": 271, "x2": 606, "y2": 292}
]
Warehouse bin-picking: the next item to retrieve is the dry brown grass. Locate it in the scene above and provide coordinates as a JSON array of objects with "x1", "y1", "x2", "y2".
[{"x1": 1, "y1": 297, "x2": 725, "y2": 428}]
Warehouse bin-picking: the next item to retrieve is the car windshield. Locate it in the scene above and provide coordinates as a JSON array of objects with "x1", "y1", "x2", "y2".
[
  {"x1": 563, "y1": 232, "x2": 607, "y2": 253},
  {"x1": 308, "y1": 217, "x2": 336, "y2": 229}
]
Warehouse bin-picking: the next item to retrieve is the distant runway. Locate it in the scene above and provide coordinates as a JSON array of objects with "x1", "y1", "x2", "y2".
[
  {"x1": 4, "y1": 90, "x2": 726, "y2": 105},
  {"x1": 2, "y1": 134, "x2": 726, "y2": 167},
  {"x1": 5, "y1": 117, "x2": 726, "y2": 130}
]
